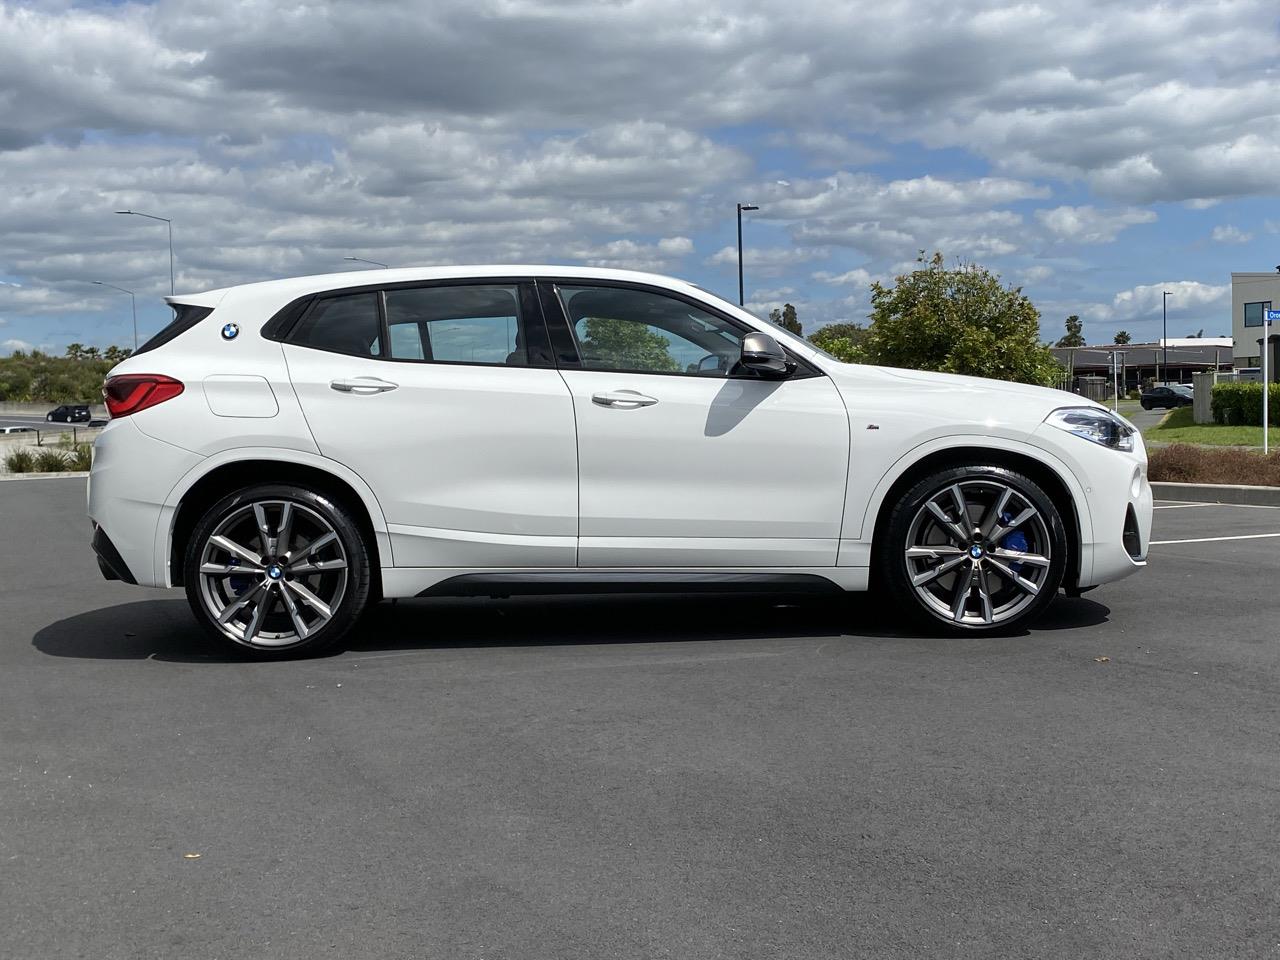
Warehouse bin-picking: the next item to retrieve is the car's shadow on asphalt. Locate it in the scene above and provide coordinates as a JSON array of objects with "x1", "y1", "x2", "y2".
[{"x1": 31, "y1": 592, "x2": 1112, "y2": 663}]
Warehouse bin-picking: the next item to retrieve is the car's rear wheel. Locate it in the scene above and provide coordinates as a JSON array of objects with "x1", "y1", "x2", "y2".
[
  {"x1": 880, "y1": 466, "x2": 1067, "y2": 634},
  {"x1": 183, "y1": 484, "x2": 371, "y2": 657}
]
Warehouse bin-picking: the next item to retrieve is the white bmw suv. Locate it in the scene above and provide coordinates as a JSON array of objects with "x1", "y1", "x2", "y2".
[{"x1": 88, "y1": 266, "x2": 1151, "y2": 656}]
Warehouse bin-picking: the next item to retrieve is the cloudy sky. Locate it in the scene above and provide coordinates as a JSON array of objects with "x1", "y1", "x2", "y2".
[{"x1": 1, "y1": 0, "x2": 1278, "y2": 355}]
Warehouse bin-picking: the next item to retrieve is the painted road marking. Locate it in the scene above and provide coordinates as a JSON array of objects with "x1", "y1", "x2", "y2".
[{"x1": 1150, "y1": 532, "x2": 1280, "y2": 545}]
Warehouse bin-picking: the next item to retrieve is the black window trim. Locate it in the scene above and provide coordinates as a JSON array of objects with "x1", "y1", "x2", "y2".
[
  {"x1": 535, "y1": 276, "x2": 823, "y2": 381},
  {"x1": 264, "y1": 277, "x2": 556, "y2": 369},
  {"x1": 1244, "y1": 300, "x2": 1272, "y2": 329},
  {"x1": 134, "y1": 303, "x2": 214, "y2": 355}
]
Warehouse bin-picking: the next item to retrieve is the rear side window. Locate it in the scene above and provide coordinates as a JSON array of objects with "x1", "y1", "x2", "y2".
[
  {"x1": 134, "y1": 303, "x2": 213, "y2": 355},
  {"x1": 289, "y1": 293, "x2": 382, "y2": 357},
  {"x1": 384, "y1": 284, "x2": 525, "y2": 366}
]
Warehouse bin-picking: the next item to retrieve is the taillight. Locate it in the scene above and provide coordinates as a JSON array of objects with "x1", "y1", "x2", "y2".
[{"x1": 102, "y1": 374, "x2": 185, "y2": 418}]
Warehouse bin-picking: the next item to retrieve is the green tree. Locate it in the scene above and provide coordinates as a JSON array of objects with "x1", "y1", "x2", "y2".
[
  {"x1": 768, "y1": 303, "x2": 802, "y2": 336},
  {"x1": 809, "y1": 322, "x2": 870, "y2": 363},
  {"x1": 1055, "y1": 314, "x2": 1085, "y2": 348},
  {"x1": 578, "y1": 317, "x2": 678, "y2": 372},
  {"x1": 1113, "y1": 330, "x2": 1131, "y2": 345},
  {"x1": 865, "y1": 252, "x2": 1062, "y2": 386}
]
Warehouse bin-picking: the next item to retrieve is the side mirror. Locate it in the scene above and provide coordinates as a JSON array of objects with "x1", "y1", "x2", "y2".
[{"x1": 739, "y1": 332, "x2": 794, "y2": 379}]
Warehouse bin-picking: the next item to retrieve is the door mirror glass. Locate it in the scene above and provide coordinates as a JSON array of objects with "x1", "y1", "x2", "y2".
[{"x1": 739, "y1": 332, "x2": 793, "y2": 379}]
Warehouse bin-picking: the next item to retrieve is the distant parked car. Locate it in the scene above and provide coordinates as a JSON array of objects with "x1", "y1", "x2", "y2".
[
  {"x1": 46, "y1": 404, "x2": 91, "y2": 423},
  {"x1": 1140, "y1": 385, "x2": 1193, "y2": 410},
  {"x1": 0, "y1": 425, "x2": 34, "y2": 434}
]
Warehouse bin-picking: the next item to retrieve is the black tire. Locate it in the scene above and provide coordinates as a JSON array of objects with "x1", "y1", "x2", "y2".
[
  {"x1": 183, "y1": 483, "x2": 372, "y2": 658},
  {"x1": 879, "y1": 465, "x2": 1068, "y2": 634},
  {"x1": 1140, "y1": 402, "x2": 1151, "y2": 410}
]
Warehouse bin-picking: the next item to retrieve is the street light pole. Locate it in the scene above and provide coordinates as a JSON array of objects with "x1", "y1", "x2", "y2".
[
  {"x1": 116, "y1": 210, "x2": 174, "y2": 296},
  {"x1": 1161, "y1": 290, "x2": 1171, "y2": 383},
  {"x1": 92, "y1": 281, "x2": 138, "y2": 350},
  {"x1": 736, "y1": 203, "x2": 758, "y2": 306},
  {"x1": 343, "y1": 256, "x2": 389, "y2": 268}
]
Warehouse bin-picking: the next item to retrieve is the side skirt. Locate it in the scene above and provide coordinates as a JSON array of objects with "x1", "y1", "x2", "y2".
[{"x1": 414, "y1": 571, "x2": 848, "y2": 599}]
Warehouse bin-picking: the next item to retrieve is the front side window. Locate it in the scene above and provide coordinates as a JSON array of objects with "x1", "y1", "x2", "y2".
[
  {"x1": 385, "y1": 285, "x2": 525, "y2": 366},
  {"x1": 1244, "y1": 301, "x2": 1271, "y2": 328},
  {"x1": 289, "y1": 293, "x2": 381, "y2": 357},
  {"x1": 556, "y1": 285, "x2": 744, "y2": 377}
]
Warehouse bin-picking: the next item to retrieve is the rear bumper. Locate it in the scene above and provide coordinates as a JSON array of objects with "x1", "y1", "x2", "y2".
[
  {"x1": 91, "y1": 524, "x2": 137, "y2": 584},
  {"x1": 87, "y1": 418, "x2": 203, "y2": 588}
]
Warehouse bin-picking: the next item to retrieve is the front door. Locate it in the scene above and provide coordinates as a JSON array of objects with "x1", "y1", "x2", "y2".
[
  {"x1": 282, "y1": 281, "x2": 578, "y2": 568},
  {"x1": 544, "y1": 282, "x2": 850, "y2": 567}
]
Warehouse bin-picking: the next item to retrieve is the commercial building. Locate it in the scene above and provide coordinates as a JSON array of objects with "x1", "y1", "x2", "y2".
[
  {"x1": 1051, "y1": 339, "x2": 1233, "y2": 397},
  {"x1": 1231, "y1": 271, "x2": 1280, "y2": 379}
]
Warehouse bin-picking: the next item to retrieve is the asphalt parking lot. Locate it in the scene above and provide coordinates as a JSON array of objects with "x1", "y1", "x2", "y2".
[{"x1": 2, "y1": 478, "x2": 1279, "y2": 960}]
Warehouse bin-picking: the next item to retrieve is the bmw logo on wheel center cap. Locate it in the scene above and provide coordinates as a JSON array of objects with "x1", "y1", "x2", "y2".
[
  {"x1": 221, "y1": 322, "x2": 239, "y2": 340},
  {"x1": 969, "y1": 544, "x2": 985, "y2": 559},
  {"x1": 267, "y1": 564, "x2": 283, "y2": 580}
]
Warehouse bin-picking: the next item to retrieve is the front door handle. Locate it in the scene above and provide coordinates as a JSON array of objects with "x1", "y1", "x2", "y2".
[
  {"x1": 592, "y1": 390, "x2": 658, "y2": 408},
  {"x1": 330, "y1": 377, "x2": 398, "y2": 395}
]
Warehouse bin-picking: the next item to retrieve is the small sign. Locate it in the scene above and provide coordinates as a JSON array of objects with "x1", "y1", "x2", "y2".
[{"x1": 1267, "y1": 310, "x2": 1280, "y2": 323}]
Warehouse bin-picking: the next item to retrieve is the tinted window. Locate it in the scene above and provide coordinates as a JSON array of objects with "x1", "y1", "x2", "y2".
[
  {"x1": 385, "y1": 285, "x2": 525, "y2": 366},
  {"x1": 289, "y1": 293, "x2": 381, "y2": 357},
  {"x1": 134, "y1": 303, "x2": 213, "y2": 355},
  {"x1": 557, "y1": 285, "x2": 743, "y2": 376},
  {"x1": 1244, "y1": 301, "x2": 1271, "y2": 328}
]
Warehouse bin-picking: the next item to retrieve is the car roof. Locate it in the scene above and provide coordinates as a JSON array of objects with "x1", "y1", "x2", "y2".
[{"x1": 167, "y1": 265, "x2": 709, "y2": 310}]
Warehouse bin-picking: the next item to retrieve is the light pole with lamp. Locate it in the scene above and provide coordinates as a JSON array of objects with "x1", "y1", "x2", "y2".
[
  {"x1": 736, "y1": 203, "x2": 758, "y2": 306},
  {"x1": 1161, "y1": 290, "x2": 1171, "y2": 384},
  {"x1": 344, "y1": 256, "x2": 389, "y2": 268},
  {"x1": 92, "y1": 281, "x2": 137, "y2": 351},
  {"x1": 116, "y1": 210, "x2": 174, "y2": 296}
]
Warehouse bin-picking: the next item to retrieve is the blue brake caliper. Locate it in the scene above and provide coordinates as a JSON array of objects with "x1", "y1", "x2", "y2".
[{"x1": 998, "y1": 512, "x2": 1028, "y2": 574}]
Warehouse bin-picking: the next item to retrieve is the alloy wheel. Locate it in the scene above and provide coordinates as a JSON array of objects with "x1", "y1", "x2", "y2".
[
  {"x1": 904, "y1": 479, "x2": 1053, "y2": 627},
  {"x1": 197, "y1": 499, "x2": 348, "y2": 648}
]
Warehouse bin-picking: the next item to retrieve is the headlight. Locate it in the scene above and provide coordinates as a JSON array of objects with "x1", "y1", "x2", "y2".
[{"x1": 1044, "y1": 407, "x2": 1136, "y2": 452}]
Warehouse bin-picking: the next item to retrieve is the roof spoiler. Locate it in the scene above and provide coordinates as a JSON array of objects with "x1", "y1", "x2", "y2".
[{"x1": 163, "y1": 289, "x2": 228, "y2": 310}]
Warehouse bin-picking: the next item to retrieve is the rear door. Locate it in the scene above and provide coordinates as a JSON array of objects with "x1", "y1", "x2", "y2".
[
  {"x1": 282, "y1": 280, "x2": 578, "y2": 568},
  {"x1": 542, "y1": 281, "x2": 850, "y2": 567}
]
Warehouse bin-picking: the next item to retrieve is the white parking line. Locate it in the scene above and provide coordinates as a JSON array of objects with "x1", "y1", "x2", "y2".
[
  {"x1": 1150, "y1": 532, "x2": 1280, "y2": 545},
  {"x1": 1154, "y1": 501, "x2": 1280, "y2": 510}
]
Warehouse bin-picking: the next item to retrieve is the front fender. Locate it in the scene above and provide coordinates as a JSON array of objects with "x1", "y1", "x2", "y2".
[{"x1": 839, "y1": 433, "x2": 1094, "y2": 583}]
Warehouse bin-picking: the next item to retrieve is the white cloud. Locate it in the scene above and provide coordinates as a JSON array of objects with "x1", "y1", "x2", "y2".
[
  {"x1": 812, "y1": 268, "x2": 876, "y2": 287},
  {"x1": 1087, "y1": 280, "x2": 1230, "y2": 323},
  {"x1": 706, "y1": 245, "x2": 827, "y2": 275},
  {"x1": 1210, "y1": 225, "x2": 1253, "y2": 244},
  {"x1": 1036, "y1": 205, "x2": 1156, "y2": 244},
  {"x1": 1, "y1": 338, "x2": 34, "y2": 354}
]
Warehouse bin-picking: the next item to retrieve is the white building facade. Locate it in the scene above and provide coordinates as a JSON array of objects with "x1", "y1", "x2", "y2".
[{"x1": 1231, "y1": 271, "x2": 1280, "y2": 379}]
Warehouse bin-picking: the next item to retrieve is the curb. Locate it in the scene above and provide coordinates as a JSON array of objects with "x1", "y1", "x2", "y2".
[
  {"x1": 0, "y1": 471, "x2": 90, "y2": 483},
  {"x1": 1152, "y1": 481, "x2": 1280, "y2": 506}
]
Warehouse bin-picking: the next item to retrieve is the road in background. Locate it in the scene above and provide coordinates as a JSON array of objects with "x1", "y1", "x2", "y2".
[{"x1": 2, "y1": 480, "x2": 1279, "y2": 959}]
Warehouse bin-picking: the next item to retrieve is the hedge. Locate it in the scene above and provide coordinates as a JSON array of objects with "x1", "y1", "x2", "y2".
[{"x1": 1211, "y1": 382, "x2": 1280, "y2": 426}]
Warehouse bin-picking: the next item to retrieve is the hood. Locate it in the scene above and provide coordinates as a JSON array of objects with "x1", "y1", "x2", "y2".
[{"x1": 821, "y1": 361, "x2": 1105, "y2": 428}]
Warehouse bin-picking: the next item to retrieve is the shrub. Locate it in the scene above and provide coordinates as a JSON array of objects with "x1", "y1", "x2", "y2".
[
  {"x1": 1148, "y1": 443, "x2": 1280, "y2": 487},
  {"x1": 56, "y1": 435, "x2": 93, "y2": 471},
  {"x1": 64, "y1": 442, "x2": 93, "y2": 471},
  {"x1": 1211, "y1": 382, "x2": 1280, "y2": 426},
  {"x1": 3, "y1": 448, "x2": 35, "y2": 473},
  {"x1": 31, "y1": 448, "x2": 71, "y2": 472}
]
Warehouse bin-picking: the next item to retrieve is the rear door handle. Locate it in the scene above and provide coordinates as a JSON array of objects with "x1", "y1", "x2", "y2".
[
  {"x1": 592, "y1": 390, "x2": 658, "y2": 408},
  {"x1": 329, "y1": 377, "x2": 398, "y2": 395}
]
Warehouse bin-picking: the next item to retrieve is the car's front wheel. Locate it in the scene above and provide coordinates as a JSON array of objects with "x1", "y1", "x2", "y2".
[
  {"x1": 183, "y1": 484, "x2": 372, "y2": 657},
  {"x1": 880, "y1": 466, "x2": 1068, "y2": 634}
]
